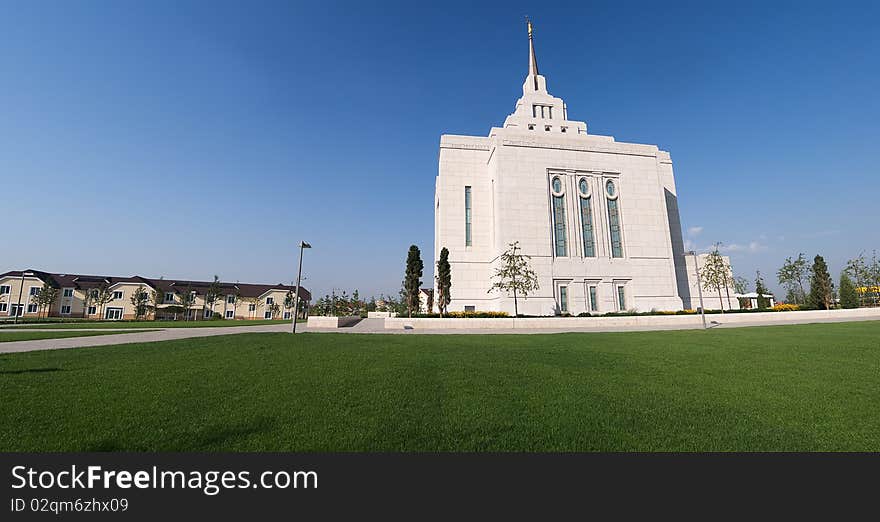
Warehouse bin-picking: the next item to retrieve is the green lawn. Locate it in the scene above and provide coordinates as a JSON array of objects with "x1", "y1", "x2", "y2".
[
  {"x1": 1, "y1": 321, "x2": 878, "y2": 451},
  {"x1": 0, "y1": 330, "x2": 146, "y2": 343},
  {"x1": 0, "y1": 319, "x2": 292, "y2": 329}
]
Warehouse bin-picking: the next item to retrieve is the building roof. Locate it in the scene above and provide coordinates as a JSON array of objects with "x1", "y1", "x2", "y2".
[{"x1": 0, "y1": 269, "x2": 311, "y2": 301}]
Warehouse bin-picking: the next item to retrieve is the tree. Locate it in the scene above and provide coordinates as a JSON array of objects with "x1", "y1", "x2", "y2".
[
  {"x1": 93, "y1": 284, "x2": 115, "y2": 319},
  {"x1": 734, "y1": 276, "x2": 749, "y2": 294},
  {"x1": 204, "y1": 275, "x2": 223, "y2": 320},
  {"x1": 425, "y1": 289, "x2": 434, "y2": 314},
  {"x1": 845, "y1": 251, "x2": 880, "y2": 307},
  {"x1": 245, "y1": 296, "x2": 260, "y2": 320},
  {"x1": 403, "y1": 245, "x2": 424, "y2": 318},
  {"x1": 700, "y1": 246, "x2": 733, "y2": 312},
  {"x1": 839, "y1": 272, "x2": 858, "y2": 309},
  {"x1": 808, "y1": 255, "x2": 834, "y2": 310},
  {"x1": 179, "y1": 287, "x2": 195, "y2": 321},
  {"x1": 755, "y1": 271, "x2": 771, "y2": 309},
  {"x1": 129, "y1": 284, "x2": 150, "y2": 320},
  {"x1": 777, "y1": 253, "x2": 808, "y2": 305},
  {"x1": 436, "y1": 247, "x2": 452, "y2": 317},
  {"x1": 82, "y1": 288, "x2": 92, "y2": 319},
  {"x1": 269, "y1": 302, "x2": 281, "y2": 319},
  {"x1": 283, "y1": 289, "x2": 295, "y2": 318},
  {"x1": 488, "y1": 241, "x2": 539, "y2": 316},
  {"x1": 33, "y1": 282, "x2": 58, "y2": 319},
  {"x1": 151, "y1": 288, "x2": 164, "y2": 320}
]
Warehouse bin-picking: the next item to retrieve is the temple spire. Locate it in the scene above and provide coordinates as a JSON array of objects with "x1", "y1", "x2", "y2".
[{"x1": 527, "y1": 19, "x2": 539, "y2": 77}]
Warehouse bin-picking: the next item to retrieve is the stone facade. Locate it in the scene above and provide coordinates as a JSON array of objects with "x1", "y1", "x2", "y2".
[{"x1": 434, "y1": 24, "x2": 693, "y2": 315}]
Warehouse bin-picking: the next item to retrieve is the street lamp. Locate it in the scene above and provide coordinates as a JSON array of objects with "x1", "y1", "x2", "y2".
[
  {"x1": 291, "y1": 241, "x2": 311, "y2": 334},
  {"x1": 688, "y1": 251, "x2": 707, "y2": 330}
]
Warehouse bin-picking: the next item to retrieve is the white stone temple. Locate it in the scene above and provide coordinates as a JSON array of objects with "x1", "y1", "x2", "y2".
[{"x1": 434, "y1": 22, "x2": 700, "y2": 315}]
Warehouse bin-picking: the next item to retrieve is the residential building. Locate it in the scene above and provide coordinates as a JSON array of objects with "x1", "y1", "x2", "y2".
[{"x1": 0, "y1": 269, "x2": 311, "y2": 321}]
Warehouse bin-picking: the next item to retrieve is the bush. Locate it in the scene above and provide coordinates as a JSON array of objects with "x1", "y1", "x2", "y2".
[
  {"x1": 411, "y1": 311, "x2": 510, "y2": 318},
  {"x1": 771, "y1": 303, "x2": 800, "y2": 312},
  {"x1": 210, "y1": 313, "x2": 225, "y2": 320}
]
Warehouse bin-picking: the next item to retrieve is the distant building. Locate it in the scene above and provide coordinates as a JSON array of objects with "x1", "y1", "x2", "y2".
[
  {"x1": 434, "y1": 22, "x2": 697, "y2": 315},
  {"x1": 0, "y1": 269, "x2": 310, "y2": 321},
  {"x1": 734, "y1": 293, "x2": 776, "y2": 309}
]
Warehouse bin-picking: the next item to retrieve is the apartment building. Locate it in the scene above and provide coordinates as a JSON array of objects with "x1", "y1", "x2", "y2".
[{"x1": 0, "y1": 269, "x2": 311, "y2": 321}]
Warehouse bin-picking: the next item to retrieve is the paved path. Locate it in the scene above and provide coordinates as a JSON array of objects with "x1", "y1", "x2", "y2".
[{"x1": 2, "y1": 314, "x2": 878, "y2": 354}]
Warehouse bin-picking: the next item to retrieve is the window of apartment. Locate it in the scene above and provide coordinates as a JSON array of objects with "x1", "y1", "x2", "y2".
[
  {"x1": 29, "y1": 287, "x2": 40, "y2": 296},
  {"x1": 283, "y1": 311, "x2": 291, "y2": 320},
  {"x1": 589, "y1": 285, "x2": 599, "y2": 312},
  {"x1": 9, "y1": 304, "x2": 23, "y2": 316},
  {"x1": 266, "y1": 297, "x2": 274, "y2": 305},
  {"x1": 90, "y1": 289, "x2": 99, "y2": 299},
  {"x1": 203, "y1": 308, "x2": 213, "y2": 319},
  {"x1": 27, "y1": 304, "x2": 38, "y2": 313},
  {"x1": 551, "y1": 176, "x2": 567, "y2": 257},
  {"x1": 63, "y1": 288, "x2": 74, "y2": 298},
  {"x1": 0, "y1": 285, "x2": 10, "y2": 295},
  {"x1": 617, "y1": 285, "x2": 627, "y2": 311},
  {"x1": 87, "y1": 305, "x2": 97, "y2": 315},
  {"x1": 559, "y1": 285, "x2": 569, "y2": 314},
  {"x1": 61, "y1": 305, "x2": 71, "y2": 314},
  {"x1": 264, "y1": 311, "x2": 272, "y2": 319},
  {"x1": 164, "y1": 292, "x2": 175, "y2": 303},
  {"x1": 112, "y1": 291, "x2": 123, "y2": 300},
  {"x1": 227, "y1": 295, "x2": 235, "y2": 304},
  {"x1": 0, "y1": 302, "x2": 7, "y2": 312},
  {"x1": 225, "y1": 310, "x2": 234, "y2": 319},
  {"x1": 248, "y1": 304, "x2": 256, "y2": 312},
  {"x1": 606, "y1": 180, "x2": 623, "y2": 258},
  {"x1": 464, "y1": 305, "x2": 476, "y2": 312},
  {"x1": 464, "y1": 186, "x2": 472, "y2": 247},
  {"x1": 578, "y1": 178, "x2": 596, "y2": 257}
]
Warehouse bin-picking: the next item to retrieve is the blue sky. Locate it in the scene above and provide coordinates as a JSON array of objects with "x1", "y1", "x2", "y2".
[{"x1": 2, "y1": 1, "x2": 877, "y2": 299}]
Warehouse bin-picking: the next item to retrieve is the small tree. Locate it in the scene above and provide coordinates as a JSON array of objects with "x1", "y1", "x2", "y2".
[
  {"x1": 403, "y1": 245, "x2": 424, "y2": 318},
  {"x1": 700, "y1": 246, "x2": 733, "y2": 312},
  {"x1": 839, "y1": 272, "x2": 858, "y2": 309},
  {"x1": 755, "y1": 271, "x2": 771, "y2": 309},
  {"x1": 151, "y1": 288, "x2": 164, "y2": 320},
  {"x1": 179, "y1": 288, "x2": 195, "y2": 321},
  {"x1": 33, "y1": 282, "x2": 58, "y2": 319},
  {"x1": 436, "y1": 247, "x2": 451, "y2": 317},
  {"x1": 82, "y1": 288, "x2": 93, "y2": 318},
  {"x1": 129, "y1": 284, "x2": 150, "y2": 320},
  {"x1": 777, "y1": 253, "x2": 808, "y2": 305},
  {"x1": 283, "y1": 289, "x2": 295, "y2": 318},
  {"x1": 94, "y1": 284, "x2": 115, "y2": 319},
  {"x1": 204, "y1": 275, "x2": 223, "y2": 320},
  {"x1": 269, "y1": 302, "x2": 281, "y2": 319},
  {"x1": 808, "y1": 255, "x2": 834, "y2": 310},
  {"x1": 488, "y1": 241, "x2": 539, "y2": 316},
  {"x1": 245, "y1": 296, "x2": 260, "y2": 320}
]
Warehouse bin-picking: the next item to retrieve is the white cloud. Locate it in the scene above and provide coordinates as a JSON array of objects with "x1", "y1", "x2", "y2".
[
  {"x1": 687, "y1": 226, "x2": 703, "y2": 237},
  {"x1": 719, "y1": 241, "x2": 767, "y2": 254}
]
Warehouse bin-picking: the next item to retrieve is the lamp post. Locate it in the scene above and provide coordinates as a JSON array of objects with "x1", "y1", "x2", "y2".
[
  {"x1": 689, "y1": 251, "x2": 707, "y2": 330},
  {"x1": 291, "y1": 241, "x2": 311, "y2": 334},
  {"x1": 13, "y1": 271, "x2": 33, "y2": 325}
]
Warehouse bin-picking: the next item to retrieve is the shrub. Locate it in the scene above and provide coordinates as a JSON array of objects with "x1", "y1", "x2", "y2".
[
  {"x1": 411, "y1": 311, "x2": 510, "y2": 318},
  {"x1": 771, "y1": 303, "x2": 800, "y2": 312}
]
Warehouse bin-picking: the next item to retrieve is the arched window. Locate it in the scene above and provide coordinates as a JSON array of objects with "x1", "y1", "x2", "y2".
[
  {"x1": 551, "y1": 177, "x2": 567, "y2": 257},
  {"x1": 605, "y1": 180, "x2": 623, "y2": 258},
  {"x1": 578, "y1": 178, "x2": 595, "y2": 257}
]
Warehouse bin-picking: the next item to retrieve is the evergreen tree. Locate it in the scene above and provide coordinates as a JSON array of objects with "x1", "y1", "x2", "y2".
[
  {"x1": 403, "y1": 245, "x2": 424, "y2": 318},
  {"x1": 839, "y1": 271, "x2": 859, "y2": 309},
  {"x1": 436, "y1": 247, "x2": 452, "y2": 317},
  {"x1": 808, "y1": 254, "x2": 834, "y2": 310},
  {"x1": 755, "y1": 271, "x2": 771, "y2": 309}
]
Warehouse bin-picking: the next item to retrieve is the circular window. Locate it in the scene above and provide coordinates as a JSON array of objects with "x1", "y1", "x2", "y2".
[
  {"x1": 578, "y1": 178, "x2": 589, "y2": 196},
  {"x1": 606, "y1": 180, "x2": 617, "y2": 198},
  {"x1": 552, "y1": 177, "x2": 562, "y2": 194}
]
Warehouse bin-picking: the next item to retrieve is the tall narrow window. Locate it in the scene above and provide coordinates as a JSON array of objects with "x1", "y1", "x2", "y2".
[
  {"x1": 606, "y1": 180, "x2": 623, "y2": 258},
  {"x1": 589, "y1": 285, "x2": 598, "y2": 312},
  {"x1": 551, "y1": 177, "x2": 567, "y2": 257},
  {"x1": 464, "y1": 186, "x2": 472, "y2": 247},
  {"x1": 559, "y1": 286, "x2": 568, "y2": 314},
  {"x1": 617, "y1": 285, "x2": 626, "y2": 311},
  {"x1": 578, "y1": 178, "x2": 595, "y2": 257}
]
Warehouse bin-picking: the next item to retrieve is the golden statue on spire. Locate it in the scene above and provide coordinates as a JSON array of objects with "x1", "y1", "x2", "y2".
[{"x1": 527, "y1": 17, "x2": 533, "y2": 38}]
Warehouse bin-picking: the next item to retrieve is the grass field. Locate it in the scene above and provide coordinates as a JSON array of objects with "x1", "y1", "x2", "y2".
[
  {"x1": 0, "y1": 330, "x2": 146, "y2": 343},
  {"x1": 1, "y1": 321, "x2": 878, "y2": 451},
  {"x1": 0, "y1": 319, "x2": 292, "y2": 329}
]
